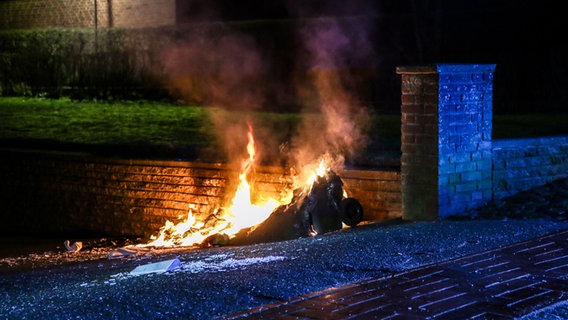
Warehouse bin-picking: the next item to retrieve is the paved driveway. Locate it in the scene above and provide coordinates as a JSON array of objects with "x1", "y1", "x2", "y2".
[{"x1": 1, "y1": 218, "x2": 567, "y2": 319}]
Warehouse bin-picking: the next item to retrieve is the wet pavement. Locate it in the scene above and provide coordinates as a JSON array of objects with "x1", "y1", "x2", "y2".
[
  {"x1": 221, "y1": 229, "x2": 568, "y2": 319},
  {"x1": 0, "y1": 178, "x2": 567, "y2": 320}
]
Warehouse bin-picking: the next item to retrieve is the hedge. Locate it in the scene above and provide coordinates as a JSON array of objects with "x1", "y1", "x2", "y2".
[
  {"x1": 0, "y1": 22, "x2": 384, "y2": 110},
  {"x1": 0, "y1": 28, "x2": 174, "y2": 100}
]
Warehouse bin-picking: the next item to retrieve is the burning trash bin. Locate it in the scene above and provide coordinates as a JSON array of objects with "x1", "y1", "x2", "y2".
[
  {"x1": 138, "y1": 126, "x2": 365, "y2": 249},
  {"x1": 230, "y1": 169, "x2": 363, "y2": 245},
  {"x1": 301, "y1": 169, "x2": 363, "y2": 235}
]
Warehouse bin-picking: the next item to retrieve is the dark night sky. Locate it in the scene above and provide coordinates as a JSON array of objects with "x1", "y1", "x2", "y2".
[{"x1": 175, "y1": 0, "x2": 567, "y2": 113}]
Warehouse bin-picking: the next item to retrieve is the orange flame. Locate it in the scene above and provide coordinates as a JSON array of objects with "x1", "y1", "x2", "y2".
[
  {"x1": 221, "y1": 125, "x2": 280, "y2": 235},
  {"x1": 305, "y1": 158, "x2": 328, "y2": 187},
  {"x1": 138, "y1": 125, "x2": 345, "y2": 248},
  {"x1": 139, "y1": 125, "x2": 282, "y2": 248}
]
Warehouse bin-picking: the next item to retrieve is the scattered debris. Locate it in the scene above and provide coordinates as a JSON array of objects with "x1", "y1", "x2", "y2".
[
  {"x1": 102, "y1": 255, "x2": 289, "y2": 283},
  {"x1": 63, "y1": 240, "x2": 82, "y2": 253},
  {"x1": 130, "y1": 258, "x2": 181, "y2": 276},
  {"x1": 108, "y1": 246, "x2": 150, "y2": 259}
]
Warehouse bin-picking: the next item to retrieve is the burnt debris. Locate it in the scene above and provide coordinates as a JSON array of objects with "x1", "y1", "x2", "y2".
[{"x1": 228, "y1": 170, "x2": 363, "y2": 245}]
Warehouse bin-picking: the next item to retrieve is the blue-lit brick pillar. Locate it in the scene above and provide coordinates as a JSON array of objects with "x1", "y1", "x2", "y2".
[{"x1": 396, "y1": 64, "x2": 496, "y2": 220}]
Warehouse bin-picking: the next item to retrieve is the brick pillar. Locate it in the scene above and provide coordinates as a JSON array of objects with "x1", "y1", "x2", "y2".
[{"x1": 397, "y1": 64, "x2": 496, "y2": 220}]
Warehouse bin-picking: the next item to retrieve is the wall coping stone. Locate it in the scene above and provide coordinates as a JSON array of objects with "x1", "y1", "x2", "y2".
[
  {"x1": 397, "y1": 64, "x2": 496, "y2": 75},
  {"x1": 396, "y1": 66, "x2": 436, "y2": 75},
  {"x1": 0, "y1": 148, "x2": 400, "y2": 175},
  {"x1": 493, "y1": 136, "x2": 568, "y2": 149},
  {"x1": 436, "y1": 63, "x2": 496, "y2": 73}
]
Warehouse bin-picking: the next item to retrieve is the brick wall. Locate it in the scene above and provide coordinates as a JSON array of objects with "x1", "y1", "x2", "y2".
[
  {"x1": 110, "y1": 0, "x2": 176, "y2": 28},
  {"x1": 0, "y1": 0, "x2": 95, "y2": 29},
  {"x1": 0, "y1": 0, "x2": 175, "y2": 30},
  {"x1": 397, "y1": 64, "x2": 496, "y2": 219},
  {"x1": 397, "y1": 63, "x2": 568, "y2": 220},
  {"x1": 436, "y1": 64, "x2": 495, "y2": 218},
  {"x1": 0, "y1": 149, "x2": 401, "y2": 237},
  {"x1": 397, "y1": 66, "x2": 439, "y2": 220},
  {"x1": 493, "y1": 137, "x2": 568, "y2": 200}
]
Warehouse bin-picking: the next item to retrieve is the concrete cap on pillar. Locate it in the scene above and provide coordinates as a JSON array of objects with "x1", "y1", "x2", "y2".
[
  {"x1": 397, "y1": 64, "x2": 496, "y2": 74},
  {"x1": 396, "y1": 66, "x2": 436, "y2": 75},
  {"x1": 435, "y1": 63, "x2": 497, "y2": 73}
]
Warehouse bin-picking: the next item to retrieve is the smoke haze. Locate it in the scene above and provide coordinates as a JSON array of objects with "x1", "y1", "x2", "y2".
[{"x1": 157, "y1": 0, "x2": 377, "y2": 174}]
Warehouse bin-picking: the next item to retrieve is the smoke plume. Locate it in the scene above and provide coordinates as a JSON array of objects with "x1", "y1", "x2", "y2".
[
  {"x1": 156, "y1": 0, "x2": 377, "y2": 173},
  {"x1": 157, "y1": 22, "x2": 269, "y2": 164},
  {"x1": 286, "y1": 0, "x2": 377, "y2": 174}
]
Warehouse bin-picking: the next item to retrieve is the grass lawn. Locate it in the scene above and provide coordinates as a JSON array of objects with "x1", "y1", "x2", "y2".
[
  {"x1": 0, "y1": 97, "x2": 214, "y2": 146},
  {"x1": 0, "y1": 97, "x2": 566, "y2": 163}
]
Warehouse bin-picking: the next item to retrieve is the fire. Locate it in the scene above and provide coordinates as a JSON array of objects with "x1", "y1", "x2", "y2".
[
  {"x1": 306, "y1": 159, "x2": 327, "y2": 187},
  {"x1": 138, "y1": 124, "x2": 345, "y2": 248},
  {"x1": 139, "y1": 125, "x2": 282, "y2": 248},
  {"x1": 220, "y1": 125, "x2": 280, "y2": 235}
]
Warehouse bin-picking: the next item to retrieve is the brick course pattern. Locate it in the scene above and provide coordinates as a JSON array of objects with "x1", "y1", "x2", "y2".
[
  {"x1": 436, "y1": 64, "x2": 495, "y2": 218},
  {"x1": 223, "y1": 229, "x2": 568, "y2": 319},
  {"x1": 0, "y1": 0, "x2": 175, "y2": 30},
  {"x1": 493, "y1": 136, "x2": 568, "y2": 200},
  {"x1": 397, "y1": 66, "x2": 439, "y2": 221},
  {"x1": 397, "y1": 64, "x2": 496, "y2": 220},
  {"x1": 0, "y1": 150, "x2": 401, "y2": 237}
]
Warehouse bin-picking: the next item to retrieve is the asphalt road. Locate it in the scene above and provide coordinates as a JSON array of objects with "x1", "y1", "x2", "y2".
[{"x1": 1, "y1": 217, "x2": 567, "y2": 320}]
